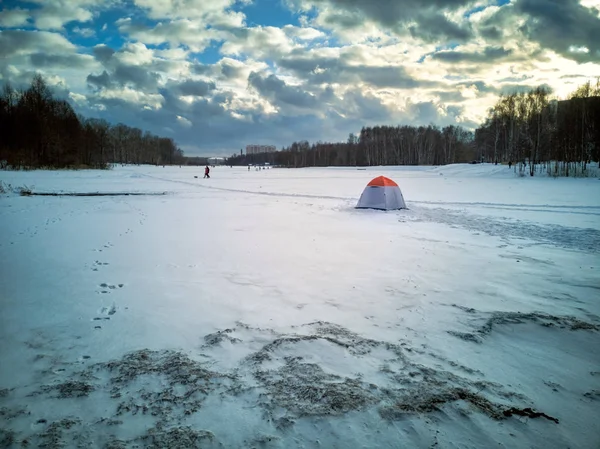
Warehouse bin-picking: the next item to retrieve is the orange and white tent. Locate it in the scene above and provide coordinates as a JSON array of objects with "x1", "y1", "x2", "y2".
[{"x1": 356, "y1": 176, "x2": 407, "y2": 210}]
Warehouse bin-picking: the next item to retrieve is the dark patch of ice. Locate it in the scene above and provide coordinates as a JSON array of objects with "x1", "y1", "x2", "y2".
[
  {"x1": 379, "y1": 387, "x2": 505, "y2": 420},
  {"x1": 0, "y1": 406, "x2": 28, "y2": 420},
  {"x1": 447, "y1": 331, "x2": 483, "y2": 343},
  {"x1": 90, "y1": 349, "x2": 235, "y2": 423},
  {"x1": 138, "y1": 425, "x2": 219, "y2": 449},
  {"x1": 38, "y1": 418, "x2": 82, "y2": 448},
  {"x1": 254, "y1": 358, "x2": 378, "y2": 417},
  {"x1": 41, "y1": 380, "x2": 94, "y2": 398},
  {"x1": 239, "y1": 321, "x2": 526, "y2": 422},
  {"x1": 97, "y1": 349, "x2": 229, "y2": 386},
  {"x1": 481, "y1": 311, "x2": 599, "y2": 334},
  {"x1": 447, "y1": 306, "x2": 599, "y2": 343},
  {"x1": 203, "y1": 329, "x2": 241, "y2": 347},
  {"x1": 583, "y1": 390, "x2": 600, "y2": 400},
  {"x1": 0, "y1": 429, "x2": 16, "y2": 448},
  {"x1": 105, "y1": 439, "x2": 128, "y2": 449}
]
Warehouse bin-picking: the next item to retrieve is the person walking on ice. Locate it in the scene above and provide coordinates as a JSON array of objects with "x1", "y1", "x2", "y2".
[{"x1": 204, "y1": 165, "x2": 210, "y2": 178}]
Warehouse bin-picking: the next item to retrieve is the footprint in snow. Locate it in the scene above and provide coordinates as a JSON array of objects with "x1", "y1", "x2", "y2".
[
  {"x1": 99, "y1": 305, "x2": 116, "y2": 316},
  {"x1": 98, "y1": 283, "x2": 124, "y2": 290}
]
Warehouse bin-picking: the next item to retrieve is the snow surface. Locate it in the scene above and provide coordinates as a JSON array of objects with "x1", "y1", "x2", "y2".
[{"x1": 1, "y1": 163, "x2": 599, "y2": 448}]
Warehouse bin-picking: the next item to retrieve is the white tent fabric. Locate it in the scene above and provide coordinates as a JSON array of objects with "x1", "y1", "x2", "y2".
[{"x1": 356, "y1": 176, "x2": 407, "y2": 210}]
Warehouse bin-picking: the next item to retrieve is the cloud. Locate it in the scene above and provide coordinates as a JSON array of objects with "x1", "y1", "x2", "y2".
[
  {"x1": 432, "y1": 46, "x2": 514, "y2": 63},
  {"x1": 87, "y1": 70, "x2": 111, "y2": 89},
  {"x1": 72, "y1": 27, "x2": 95, "y2": 38},
  {"x1": 213, "y1": 57, "x2": 270, "y2": 88},
  {"x1": 277, "y1": 48, "x2": 435, "y2": 89},
  {"x1": 173, "y1": 79, "x2": 217, "y2": 97},
  {"x1": 86, "y1": 43, "x2": 182, "y2": 92},
  {"x1": 514, "y1": 0, "x2": 600, "y2": 62},
  {"x1": 0, "y1": 30, "x2": 76, "y2": 59},
  {"x1": 219, "y1": 59, "x2": 247, "y2": 80},
  {"x1": 69, "y1": 91, "x2": 88, "y2": 105},
  {"x1": 408, "y1": 11, "x2": 473, "y2": 42},
  {"x1": 30, "y1": 53, "x2": 95, "y2": 69},
  {"x1": 221, "y1": 26, "x2": 298, "y2": 59},
  {"x1": 0, "y1": 0, "x2": 119, "y2": 30},
  {"x1": 93, "y1": 87, "x2": 164, "y2": 110},
  {"x1": 113, "y1": 65, "x2": 162, "y2": 90},
  {"x1": 132, "y1": 0, "x2": 247, "y2": 26},
  {"x1": 113, "y1": 42, "x2": 155, "y2": 66},
  {"x1": 27, "y1": 0, "x2": 97, "y2": 30},
  {"x1": 176, "y1": 115, "x2": 193, "y2": 127},
  {"x1": 282, "y1": 24, "x2": 326, "y2": 41},
  {"x1": 338, "y1": 90, "x2": 395, "y2": 123},
  {"x1": 0, "y1": 29, "x2": 102, "y2": 94},
  {"x1": 349, "y1": 66, "x2": 436, "y2": 89},
  {"x1": 117, "y1": 19, "x2": 219, "y2": 53},
  {"x1": 288, "y1": 0, "x2": 474, "y2": 42},
  {"x1": 248, "y1": 72, "x2": 319, "y2": 111},
  {"x1": 92, "y1": 45, "x2": 116, "y2": 64},
  {"x1": 0, "y1": 8, "x2": 31, "y2": 27},
  {"x1": 92, "y1": 42, "x2": 190, "y2": 83}
]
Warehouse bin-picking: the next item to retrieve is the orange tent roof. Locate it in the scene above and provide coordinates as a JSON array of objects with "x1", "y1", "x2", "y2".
[{"x1": 367, "y1": 176, "x2": 398, "y2": 187}]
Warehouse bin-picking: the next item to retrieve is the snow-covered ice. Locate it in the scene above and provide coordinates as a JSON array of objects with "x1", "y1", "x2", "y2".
[{"x1": 1, "y1": 164, "x2": 599, "y2": 448}]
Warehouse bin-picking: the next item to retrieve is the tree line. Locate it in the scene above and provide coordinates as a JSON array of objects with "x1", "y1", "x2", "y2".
[
  {"x1": 0, "y1": 75, "x2": 185, "y2": 169},
  {"x1": 2, "y1": 75, "x2": 598, "y2": 175},
  {"x1": 228, "y1": 79, "x2": 600, "y2": 177},
  {"x1": 227, "y1": 124, "x2": 475, "y2": 169},
  {"x1": 475, "y1": 80, "x2": 600, "y2": 176}
]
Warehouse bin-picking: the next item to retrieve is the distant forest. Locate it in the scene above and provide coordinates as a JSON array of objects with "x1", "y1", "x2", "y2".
[
  {"x1": 1, "y1": 75, "x2": 599, "y2": 176},
  {"x1": 0, "y1": 75, "x2": 186, "y2": 169},
  {"x1": 229, "y1": 79, "x2": 600, "y2": 177}
]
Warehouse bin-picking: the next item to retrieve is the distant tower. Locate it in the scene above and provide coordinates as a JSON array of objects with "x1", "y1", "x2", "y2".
[{"x1": 240, "y1": 149, "x2": 243, "y2": 156}]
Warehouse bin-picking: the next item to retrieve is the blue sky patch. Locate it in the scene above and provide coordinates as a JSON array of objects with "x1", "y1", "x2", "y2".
[{"x1": 243, "y1": 0, "x2": 300, "y2": 28}]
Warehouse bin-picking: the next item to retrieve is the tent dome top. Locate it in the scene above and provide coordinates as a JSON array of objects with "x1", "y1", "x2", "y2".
[{"x1": 367, "y1": 176, "x2": 398, "y2": 187}]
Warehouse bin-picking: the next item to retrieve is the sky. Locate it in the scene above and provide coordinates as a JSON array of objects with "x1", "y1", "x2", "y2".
[{"x1": 1, "y1": 0, "x2": 599, "y2": 156}]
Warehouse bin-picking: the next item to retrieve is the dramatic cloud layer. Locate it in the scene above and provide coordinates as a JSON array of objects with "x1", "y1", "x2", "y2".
[{"x1": 1, "y1": 0, "x2": 599, "y2": 155}]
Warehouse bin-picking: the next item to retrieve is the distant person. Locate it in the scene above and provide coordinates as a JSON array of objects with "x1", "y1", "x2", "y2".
[
  {"x1": 204, "y1": 166, "x2": 210, "y2": 178},
  {"x1": 248, "y1": 166, "x2": 250, "y2": 171},
  {"x1": 508, "y1": 161, "x2": 512, "y2": 168}
]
